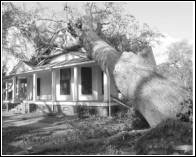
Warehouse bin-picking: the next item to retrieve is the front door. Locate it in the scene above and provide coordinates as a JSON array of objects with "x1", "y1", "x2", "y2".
[{"x1": 19, "y1": 78, "x2": 27, "y2": 100}]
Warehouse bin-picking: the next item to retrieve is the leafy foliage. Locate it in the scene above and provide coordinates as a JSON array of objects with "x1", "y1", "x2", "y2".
[
  {"x1": 2, "y1": 2, "x2": 78, "y2": 66},
  {"x1": 157, "y1": 40, "x2": 193, "y2": 123},
  {"x1": 76, "y1": 105, "x2": 98, "y2": 119},
  {"x1": 177, "y1": 98, "x2": 193, "y2": 122},
  {"x1": 113, "y1": 106, "x2": 150, "y2": 130},
  {"x1": 168, "y1": 40, "x2": 192, "y2": 66},
  {"x1": 78, "y1": 2, "x2": 163, "y2": 53},
  {"x1": 2, "y1": 2, "x2": 162, "y2": 73}
]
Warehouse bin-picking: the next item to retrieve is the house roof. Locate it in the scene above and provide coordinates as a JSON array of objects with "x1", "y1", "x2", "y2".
[
  {"x1": 8, "y1": 51, "x2": 96, "y2": 76},
  {"x1": 30, "y1": 57, "x2": 95, "y2": 72}
]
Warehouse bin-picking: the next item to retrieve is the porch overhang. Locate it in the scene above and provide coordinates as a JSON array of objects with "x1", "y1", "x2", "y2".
[
  {"x1": 5, "y1": 59, "x2": 96, "y2": 77},
  {"x1": 3, "y1": 58, "x2": 112, "y2": 113}
]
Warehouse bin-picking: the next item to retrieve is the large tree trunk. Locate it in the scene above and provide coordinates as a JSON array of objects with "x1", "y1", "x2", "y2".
[
  {"x1": 80, "y1": 30, "x2": 186, "y2": 127},
  {"x1": 81, "y1": 30, "x2": 122, "y2": 92}
]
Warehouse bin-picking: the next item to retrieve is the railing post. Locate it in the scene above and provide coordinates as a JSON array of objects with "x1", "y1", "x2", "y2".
[
  {"x1": 106, "y1": 68, "x2": 111, "y2": 117},
  {"x1": 103, "y1": 69, "x2": 111, "y2": 117},
  {"x1": 52, "y1": 70, "x2": 56, "y2": 111}
]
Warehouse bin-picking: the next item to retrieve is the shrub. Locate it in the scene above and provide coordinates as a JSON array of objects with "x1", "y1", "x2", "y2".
[
  {"x1": 114, "y1": 106, "x2": 149, "y2": 130},
  {"x1": 103, "y1": 145, "x2": 123, "y2": 155},
  {"x1": 76, "y1": 105, "x2": 89, "y2": 119},
  {"x1": 125, "y1": 108, "x2": 149, "y2": 129},
  {"x1": 76, "y1": 106, "x2": 98, "y2": 119},
  {"x1": 177, "y1": 98, "x2": 193, "y2": 122}
]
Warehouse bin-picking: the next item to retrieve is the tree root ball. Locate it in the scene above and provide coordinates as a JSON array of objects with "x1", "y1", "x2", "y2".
[
  {"x1": 135, "y1": 119, "x2": 192, "y2": 155},
  {"x1": 114, "y1": 51, "x2": 187, "y2": 127}
]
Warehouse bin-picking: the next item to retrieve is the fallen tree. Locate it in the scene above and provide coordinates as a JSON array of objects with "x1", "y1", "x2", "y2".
[
  {"x1": 135, "y1": 119, "x2": 192, "y2": 155},
  {"x1": 68, "y1": 23, "x2": 188, "y2": 127},
  {"x1": 2, "y1": 3, "x2": 189, "y2": 127},
  {"x1": 15, "y1": 119, "x2": 192, "y2": 155},
  {"x1": 15, "y1": 128, "x2": 150, "y2": 155}
]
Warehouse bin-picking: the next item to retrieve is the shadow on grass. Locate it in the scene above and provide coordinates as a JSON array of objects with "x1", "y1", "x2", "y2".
[
  {"x1": 3, "y1": 103, "x2": 139, "y2": 155},
  {"x1": 31, "y1": 140, "x2": 106, "y2": 155},
  {"x1": 2, "y1": 111, "x2": 80, "y2": 155},
  {"x1": 2, "y1": 125, "x2": 38, "y2": 155},
  {"x1": 2, "y1": 113, "x2": 59, "y2": 154}
]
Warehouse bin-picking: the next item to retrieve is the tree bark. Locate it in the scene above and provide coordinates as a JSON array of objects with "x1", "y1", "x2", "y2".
[{"x1": 81, "y1": 30, "x2": 122, "y2": 92}]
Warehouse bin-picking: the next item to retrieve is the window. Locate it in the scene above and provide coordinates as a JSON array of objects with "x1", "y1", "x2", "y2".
[
  {"x1": 37, "y1": 78, "x2": 40, "y2": 96},
  {"x1": 81, "y1": 67, "x2": 92, "y2": 94},
  {"x1": 60, "y1": 68, "x2": 71, "y2": 95},
  {"x1": 8, "y1": 91, "x2": 12, "y2": 100}
]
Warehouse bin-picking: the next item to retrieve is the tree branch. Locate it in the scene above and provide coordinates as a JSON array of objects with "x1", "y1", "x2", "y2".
[{"x1": 37, "y1": 18, "x2": 67, "y2": 23}]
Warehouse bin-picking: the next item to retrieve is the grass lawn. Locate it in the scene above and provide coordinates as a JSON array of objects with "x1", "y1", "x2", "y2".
[
  {"x1": 2, "y1": 111, "x2": 193, "y2": 155},
  {"x1": 2, "y1": 111, "x2": 138, "y2": 155}
]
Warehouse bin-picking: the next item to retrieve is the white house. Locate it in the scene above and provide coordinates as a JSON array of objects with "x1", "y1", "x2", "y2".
[{"x1": 3, "y1": 50, "x2": 119, "y2": 116}]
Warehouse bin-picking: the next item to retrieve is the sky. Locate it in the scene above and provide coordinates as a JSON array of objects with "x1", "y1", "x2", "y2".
[
  {"x1": 12, "y1": 1, "x2": 194, "y2": 41},
  {"x1": 124, "y1": 2, "x2": 194, "y2": 40}
]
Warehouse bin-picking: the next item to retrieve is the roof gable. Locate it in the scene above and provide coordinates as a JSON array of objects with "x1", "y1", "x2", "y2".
[
  {"x1": 48, "y1": 51, "x2": 88, "y2": 64},
  {"x1": 7, "y1": 51, "x2": 94, "y2": 75},
  {"x1": 9, "y1": 61, "x2": 33, "y2": 75}
]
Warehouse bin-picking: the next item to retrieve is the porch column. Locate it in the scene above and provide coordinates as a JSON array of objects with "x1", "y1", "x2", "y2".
[
  {"x1": 33, "y1": 73, "x2": 37, "y2": 101},
  {"x1": 5, "y1": 81, "x2": 8, "y2": 101},
  {"x1": 52, "y1": 70, "x2": 56, "y2": 101},
  {"x1": 73, "y1": 66, "x2": 78, "y2": 101},
  {"x1": 51, "y1": 70, "x2": 56, "y2": 111},
  {"x1": 16, "y1": 77, "x2": 20, "y2": 98},
  {"x1": 103, "y1": 72, "x2": 109, "y2": 102},
  {"x1": 104, "y1": 69, "x2": 111, "y2": 117},
  {"x1": 12, "y1": 76, "x2": 16, "y2": 102}
]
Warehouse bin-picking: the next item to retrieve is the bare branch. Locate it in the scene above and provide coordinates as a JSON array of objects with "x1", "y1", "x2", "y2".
[{"x1": 37, "y1": 18, "x2": 67, "y2": 23}]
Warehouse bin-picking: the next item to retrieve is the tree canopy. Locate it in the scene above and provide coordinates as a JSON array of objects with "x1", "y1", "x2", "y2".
[{"x1": 2, "y1": 2, "x2": 163, "y2": 74}]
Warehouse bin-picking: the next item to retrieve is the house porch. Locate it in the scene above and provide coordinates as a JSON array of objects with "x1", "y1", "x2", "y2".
[{"x1": 3, "y1": 61, "x2": 118, "y2": 116}]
